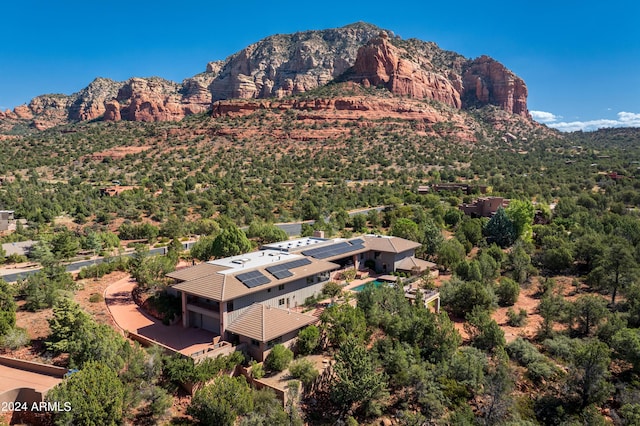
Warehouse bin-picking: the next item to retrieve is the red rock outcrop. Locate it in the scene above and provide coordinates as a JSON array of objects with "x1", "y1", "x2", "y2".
[
  {"x1": 462, "y1": 56, "x2": 529, "y2": 117},
  {"x1": 348, "y1": 33, "x2": 462, "y2": 108}
]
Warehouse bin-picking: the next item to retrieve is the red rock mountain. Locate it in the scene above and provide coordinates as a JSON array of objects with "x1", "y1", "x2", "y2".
[{"x1": 0, "y1": 22, "x2": 531, "y2": 132}]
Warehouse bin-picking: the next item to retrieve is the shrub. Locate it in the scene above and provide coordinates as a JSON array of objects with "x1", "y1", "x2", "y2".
[
  {"x1": 296, "y1": 325, "x2": 320, "y2": 355},
  {"x1": 496, "y1": 277, "x2": 520, "y2": 306},
  {"x1": 250, "y1": 360, "x2": 265, "y2": 379},
  {"x1": 264, "y1": 344, "x2": 293, "y2": 372},
  {"x1": 89, "y1": 293, "x2": 103, "y2": 303},
  {"x1": 288, "y1": 358, "x2": 319, "y2": 388},
  {"x1": 506, "y1": 308, "x2": 528, "y2": 327},
  {"x1": 506, "y1": 338, "x2": 558, "y2": 382},
  {"x1": 1, "y1": 327, "x2": 30, "y2": 349}
]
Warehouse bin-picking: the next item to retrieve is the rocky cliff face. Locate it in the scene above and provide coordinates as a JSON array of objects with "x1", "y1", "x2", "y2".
[
  {"x1": 209, "y1": 22, "x2": 383, "y2": 100},
  {"x1": 462, "y1": 55, "x2": 529, "y2": 117},
  {"x1": 345, "y1": 32, "x2": 462, "y2": 108},
  {"x1": 0, "y1": 22, "x2": 531, "y2": 131}
]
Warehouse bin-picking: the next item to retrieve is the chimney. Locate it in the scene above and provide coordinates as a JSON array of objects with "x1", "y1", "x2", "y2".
[{"x1": 313, "y1": 230, "x2": 325, "y2": 239}]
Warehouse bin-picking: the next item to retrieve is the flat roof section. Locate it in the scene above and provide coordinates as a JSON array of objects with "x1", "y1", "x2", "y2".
[
  {"x1": 262, "y1": 237, "x2": 329, "y2": 252},
  {"x1": 0, "y1": 365, "x2": 63, "y2": 402},
  {"x1": 210, "y1": 250, "x2": 305, "y2": 274}
]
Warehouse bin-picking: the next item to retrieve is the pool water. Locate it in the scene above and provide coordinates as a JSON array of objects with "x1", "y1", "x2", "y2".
[{"x1": 350, "y1": 280, "x2": 389, "y2": 292}]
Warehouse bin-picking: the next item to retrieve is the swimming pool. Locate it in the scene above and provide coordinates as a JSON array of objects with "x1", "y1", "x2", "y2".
[{"x1": 350, "y1": 280, "x2": 390, "y2": 292}]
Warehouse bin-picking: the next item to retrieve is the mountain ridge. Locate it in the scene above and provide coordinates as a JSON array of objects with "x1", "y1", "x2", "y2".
[{"x1": 0, "y1": 22, "x2": 531, "y2": 133}]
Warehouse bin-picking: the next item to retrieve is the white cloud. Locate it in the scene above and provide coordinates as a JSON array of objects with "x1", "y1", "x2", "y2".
[
  {"x1": 531, "y1": 110, "x2": 640, "y2": 132},
  {"x1": 530, "y1": 110, "x2": 560, "y2": 123}
]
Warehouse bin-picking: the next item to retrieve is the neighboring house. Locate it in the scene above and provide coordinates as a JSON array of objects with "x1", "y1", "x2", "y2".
[
  {"x1": 0, "y1": 211, "x2": 14, "y2": 231},
  {"x1": 168, "y1": 234, "x2": 427, "y2": 361},
  {"x1": 1, "y1": 240, "x2": 36, "y2": 257},
  {"x1": 226, "y1": 304, "x2": 318, "y2": 361},
  {"x1": 459, "y1": 197, "x2": 510, "y2": 218}
]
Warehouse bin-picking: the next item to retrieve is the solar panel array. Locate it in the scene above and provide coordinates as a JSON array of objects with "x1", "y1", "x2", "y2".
[
  {"x1": 236, "y1": 270, "x2": 271, "y2": 288},
  {"x1": 266, "y1": 258, "x2": 312, "y2": 279},
  {"x1": 302, "y1": 239, "x2": 365, "y2": 260}
]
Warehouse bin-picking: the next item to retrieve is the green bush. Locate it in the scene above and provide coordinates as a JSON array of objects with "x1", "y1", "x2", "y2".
[
  {"x1": 288, "y1": 358, "x2": 319, "y2": 388},
  {"x1": 264, "y1": 344, "x2": 293, "y2": 372},
  {"x1": 296, "y1": 325, "x2": 320, "y2": 355},
  {"x1": 89, "y1": 293, "x2": 103, "y2": 303},
  {"x1": 250, "y1": 360, "x2": 265, "y2": 379},
  {"x1": 506, "y1": 308, "x2": 528, "y2": 327},
  {"x1": 496, "y1": 277, "x2": 520, "y2": 306},
  {"x1": 0, "y1": 327, "x2": 30, "y2": 349}
]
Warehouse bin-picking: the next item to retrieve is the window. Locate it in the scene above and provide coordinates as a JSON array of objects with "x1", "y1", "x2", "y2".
[
  {"x1": 267, "y1": 336, "x2": 282, "y2": 348},
  {"x1": 278, "y1": 284, "x2": 285, "y2": 291},
  {"x1": 226, "y1": 301, "x2": 234, "y2": 312},
  {"x1": 306, "y1": 277, "x2": 314, "y2": 284},
  {"x1": 251, "y1": 339, "x2": 260, "y2": 347},
  {"x1": 278, "y1": 298, "x2": 285, "y2": 306},
  {"x1": 267, "y1": 288, "x2": 271, "y2": 293}
]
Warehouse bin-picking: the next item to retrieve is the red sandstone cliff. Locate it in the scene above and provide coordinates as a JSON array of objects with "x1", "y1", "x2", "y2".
[{"x1": 0, "y1": 23, "x2": 532, "y2": 132}]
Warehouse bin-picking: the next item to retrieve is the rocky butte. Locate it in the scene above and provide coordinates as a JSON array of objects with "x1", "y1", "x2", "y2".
[{"x1": 0, "y1": 22, "x2": 531, "y2": 132}]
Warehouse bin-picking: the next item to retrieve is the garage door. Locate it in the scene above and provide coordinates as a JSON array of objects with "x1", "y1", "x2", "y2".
[{"x1": 202, "y1": 314, "x2": 220, "y2": 334}]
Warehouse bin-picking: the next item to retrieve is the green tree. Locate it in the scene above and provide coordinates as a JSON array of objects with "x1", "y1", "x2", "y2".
[
  {"x1": 190, "y1": 235, "x2": 216, "y2": 261},
  {"x1": 47, "y1": 361, "x2": 125, "y2": 426},
  {"x1": 421, "y1": 218, "x2": 444, "y2": 259},
  {"x1": 211, "y1": 225, "x2": 252, "y2": 258},
  {"x1": 320, "y1": 303, "x2": 368, "y2": 347},
  {"x1": 391, "y1": 218, "x2": 421, "y2": 242},
  {"x1": 330, "y1": 339, "x2": 388, "y2": 414},
  {"x1": 240, "y1": 388, "x2": 289, "y2": 426},
  {"x1": 436, "y1": 238, "x2": 466, "y2": 273},
  {"x1": 296, "y1": 325, "x2": 320, "y2": 355},
  {"x1": 264, "y1": 344, "x2": 293, "y2": 372},
  {"x1": 495, "y1": 277, "x2": 519, "y2": 307},
  {"x1": 288, "y1": 358, "x2": 319, "y2": 388},
  {"x1": 51, "y1": 230, "x2": 80, "y2": 260},
  {"x1": 568, "y1": 339, "x2": 613, "y2": 408},
  {"x1": 188, "y1": 376, "x2": 253, "y2": 426},
  {"x1": 0, "y1": 279, "x2": 16, "y2": 336},
  {"x1": 611, "y1": 328, "x2": 640, "y2": 372},
  {"x1": 569, "y1": 295, "x2": 608, "y2": 337},
  {"x1": 465, "y1": 306, "x2": 505, "y2": 352},
  {"x1": 440, "y1": 277, "x2": 496, "y2": 317},
  {"x1": 509, "y1": 239, "x2": 533, "y2": 284},
  {"x1": 484, "y1": 207, "x2": 516, "y2": 248},
  {"x1": 589, "y1": 237, "x2": 638, "y2": 305},
  {"x1": 505, "y1": 199, "x2": 535, "y2": 242}
]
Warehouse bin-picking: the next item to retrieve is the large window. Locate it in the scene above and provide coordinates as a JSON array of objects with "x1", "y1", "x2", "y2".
[{"x1": 278, "y1": 298, "x2": 285, "y2": 306}]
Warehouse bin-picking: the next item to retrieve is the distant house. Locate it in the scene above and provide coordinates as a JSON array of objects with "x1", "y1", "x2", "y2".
[
  {"x1": 430, "y1": 183, "x2": 488, "y2": 195},
  {"x1": 459, "y1": 197, "x2": 510, "y2": 218},
  {"x1": 1, "y1": 240, "x2": 36, "y2": 257},
  {"x1": 167, "y1": 235, "x2": 428, "y2": 361},
  {"x1": 0, "y1": 211, "x2": 14, "y2": 231}
]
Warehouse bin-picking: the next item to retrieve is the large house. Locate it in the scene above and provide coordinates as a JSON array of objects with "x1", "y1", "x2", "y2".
[{"x1": 168, "y1": 235, "x2": 428, "y2": 361}]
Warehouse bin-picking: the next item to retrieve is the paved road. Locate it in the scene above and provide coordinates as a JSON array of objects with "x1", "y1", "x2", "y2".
[
  {"x1": 0, "y1": 241, "x2": 197, "y2": 283},
  {"x1": 0, "y1": 206, "x2": 386, "y2": 282}
]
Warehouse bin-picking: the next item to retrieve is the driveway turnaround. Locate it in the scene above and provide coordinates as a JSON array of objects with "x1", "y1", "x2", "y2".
[{"x1": 104, "y1": 276, "x2": 217, "y2": 357}]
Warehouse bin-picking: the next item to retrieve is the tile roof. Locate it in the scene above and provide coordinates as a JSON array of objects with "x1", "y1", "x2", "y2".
[
  {"x1": 171, "y1": 257, "x2": 338, "y2": 302},
  {"x1": 166, "y1": 263, "x2": 229, "y2": 281},
  {"x1": 226, "y1": 304, "x2": 318, "y2": 342},
  {"x1": 396, "y1": 256, "x2": 437, "y2": 271},
  {"x1": 363, "y1": 235, "x2": 421, "y2": 253}
]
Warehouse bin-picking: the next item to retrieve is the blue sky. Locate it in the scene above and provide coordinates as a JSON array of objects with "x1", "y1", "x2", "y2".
[{"x1": 1, "y1": 0, "x2": 638, "y2": 132}]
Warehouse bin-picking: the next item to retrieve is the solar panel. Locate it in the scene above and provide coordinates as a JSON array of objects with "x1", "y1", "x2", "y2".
[
  {"x1": 350, "y1": 238, "x2": 365, "y2": 246},
  {"x1": 302, "y1": 241, "x2": 364, "y2": 259},
  {"x1": 236, "y1": 270, "x2": 271, "y2": 288},
  {"x1": 266, "y1": 258, "x2": 312, "y2": 279}
]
